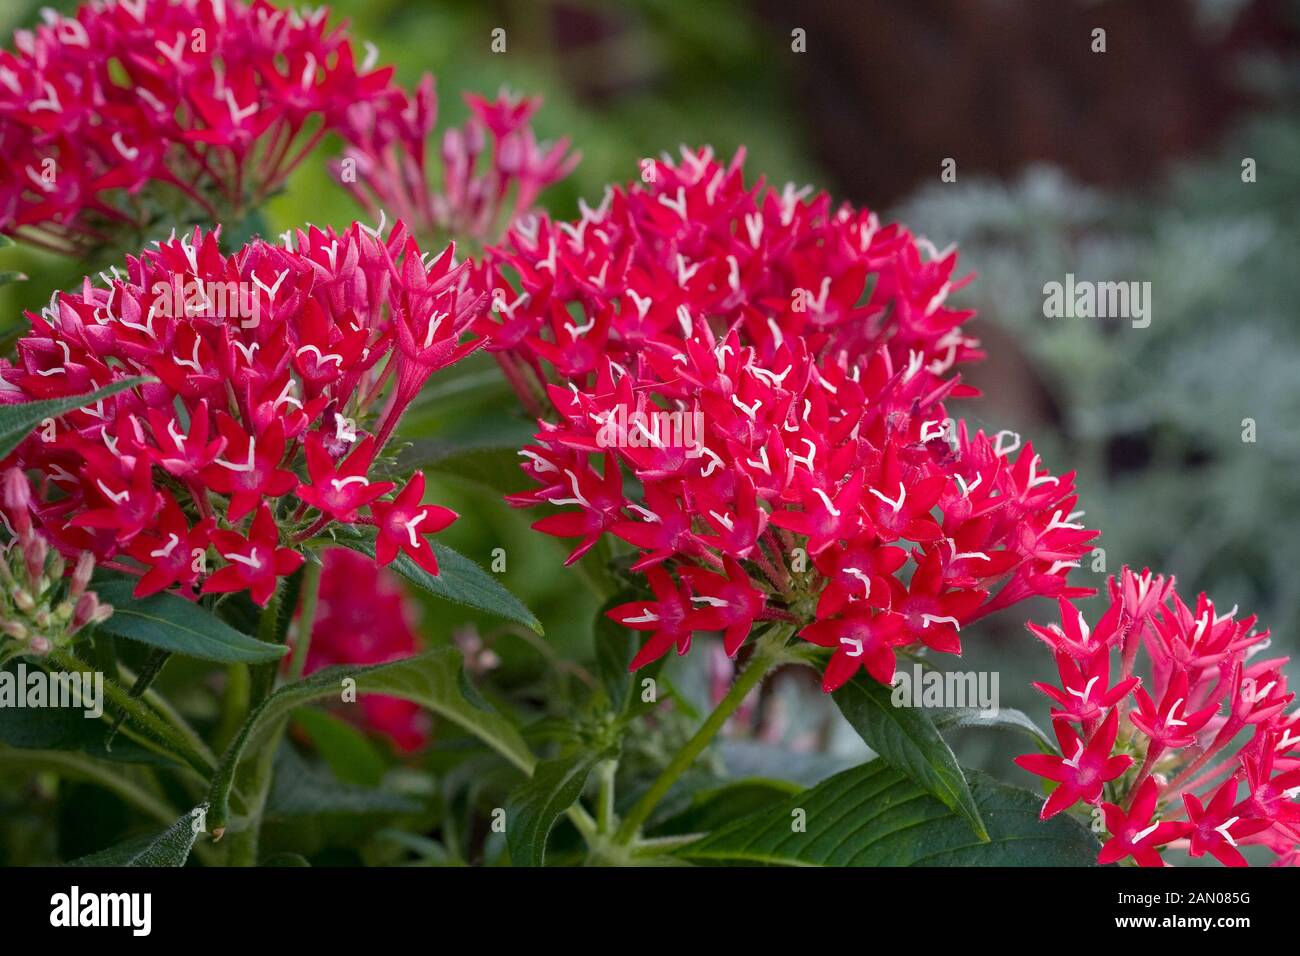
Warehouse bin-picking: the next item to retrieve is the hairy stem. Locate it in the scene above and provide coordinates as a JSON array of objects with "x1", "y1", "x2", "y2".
[
  {"x1": 46, "y1": 648, "x2": 215, "y2": 777},
  {"x1": 223, "y1": 566, "x2": 322, "y2": 865},
  {"x1": 614, "y1": 624, "x2": 792, "y2": 844},
  {"x1": 288, "y1": 558, "x2": 322, "y2": 681},
  {"x1": 596, "y1": 758, "x2": 618, "y2": 835}
]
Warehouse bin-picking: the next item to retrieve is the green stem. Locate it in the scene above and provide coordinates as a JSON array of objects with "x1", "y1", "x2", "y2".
[
  {"x1": 116, "y1": 662, "x2": 217, "y2": 769},
  {"x1": 568, "y1": 803, "x2": 598, "y2": 844},
  {"x1": 596, "y1": 758, "x2": 618, "y2": 835},
  {"x1": 223, "y1": 564, "x2": 322, "y2": 866},
  {"x1": 613, "y1": 625, "x2": 792, "y2": 844},
  {"x1": 214, "y1": 663, "x2": 250, "y2": 755},
  {"x1": 249, "y1": 585, "x2": 288, "y2": 707},
  {"x1": 221, "y1": 732, "x2": 281, "y2": 867},
  {"x1": 288, "y1": 558, "x2": 322, "y2": 681},
  {"x1": 0, "y1": 749, "x2": 218, "y2": 866},
  {"x1": 629, "y1": 832, "x2": 708, "y2": 856},
  {"x1": 0, "y1": 748, "x2": 174, "y2": 824},
  {"x1": 47, "y1": 648, "x2": 215, "y2": 778}
]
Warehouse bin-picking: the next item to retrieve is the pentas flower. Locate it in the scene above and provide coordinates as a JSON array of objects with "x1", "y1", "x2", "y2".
[
  {"x1": 1015, "y1": 567, "x2": 1299, "y2": 866},
  {"x1": 484, "y1": 146, "x2": 982, "y2": 410},
  {"x1": 294, "y1": 548, "x2": 430, "y2": 752},
  {"x1": 0, "y1": 221, "x2": 488, "y2": 606},
  {"x1": 1017, "y1": 710, "x2": 1133, "y2": 819},
  {"x1": 334, "y1": 82, "x2": 579, "y2": 248},
  {"x1": 499, "y1": 149, "x2": 1097, "y2": 692},
  {"x1": 370, "y1": 473, "x2": 457, "y2": 576},
  {"x1": 0, "y1": 468, "x2": 111, "y2": 656},
  {"x1": 0, "y1": 0, "x2": 401, "y2": 256},
  {"x1": 1097, "y1": 778, "x2": 1190, "y2": 867}
]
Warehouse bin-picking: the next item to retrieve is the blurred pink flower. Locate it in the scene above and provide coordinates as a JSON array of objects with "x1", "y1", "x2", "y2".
[{"x1": 298, "y1": 547, "x2": 430, "y2": 752}]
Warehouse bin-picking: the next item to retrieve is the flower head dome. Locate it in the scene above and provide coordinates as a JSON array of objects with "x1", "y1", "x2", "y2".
[
  {"x1": 491, "y1": 149, "x2": 1097, "y2": 690},
  {"x1": 1017, "y1": 568, "x2": 1297, "y2": 867},
  {"x1": 1, "y1": 220, "x2": 488, "y2": 605},
  {"x1": 0, "y1": 0, "x2": 402, "y2": 255}
]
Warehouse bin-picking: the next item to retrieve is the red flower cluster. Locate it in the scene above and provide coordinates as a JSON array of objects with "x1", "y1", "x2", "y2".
[
  {"x1": 0, "y1": 221, "x2": 487, "y2": 605},
  {"x1": 493, "y1": 148, "x2": 1098, "y2": 690},
  {"x1": 1016, "y1": 567, "x2": 1299, "y2": 866},
  {"x1": 0, "y1": 0, "x2": 400, "y2": 255},
  {"x1": 296, "y1": 547, "x2": 430, "y2": 752},
  {"x1": 335, "y1": 82, "x2": 578, "y2": 246}
]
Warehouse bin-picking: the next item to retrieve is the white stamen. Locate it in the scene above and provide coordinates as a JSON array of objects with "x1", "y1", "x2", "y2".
[
  {"x1": 869, "y1": 482, "x2": 906, "y2": 514},
  {"x1": 225, "y1": 548, "x2": 263, "y2": 571},
  {"x1": 149, "y1": 534, "x2": 181, "y2": 559},
  {"x1": 921, "y1": 614, "x2": 961, "y2": 631},
  {"x1": 96, "y1": 480, "x2": 130, "y2": 506},
  {"x1": 812, "y1": 487, "x2": 841, "y2": 517},
  {"x1": 215, "y1": 436, "x2": 256, "y2": 473},
  {"x1": 403, "y1": 512, "x2": 427, "y2": 548},
  {"x1": 993, "y1": 430, "x2": 1021, "y2": 457}
]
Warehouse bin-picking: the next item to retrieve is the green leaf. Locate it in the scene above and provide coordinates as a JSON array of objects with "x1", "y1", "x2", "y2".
[
  {"x1": 207, "y1": 649, "x2": 534, "y2": 833},
  {"x1": 265, "y1": 745, "x2": 420, "y2": 818},
  {"x1": 649, "y1": 777, "x2": 803, "y2": 836},
  {"x1": 339, "y1": 536, "x2": 542, "y2": 634},
  {"x1": 66, "y1": 807, "x2": 205, "y2": 867},
  {"x1": 677, "y1": 761, "x2": 1099, "y2": 866},
  {"x1": 932, "y1": 707, "x2": 1057, "y2": 752},
  {"x1": 293, "y1": 707, "x2": 388, "y2": 787},
  {"x1": 0, "y1": 377, "x2": 153, "y2": 460},
  {"x1": 505, "y1": 749, "x2": 609, "y2": 867},
  {"x1": 93, "y1": 581, "x2": 288, "y2": 664},
  {"x1": 0, "y1": 666, "x2": 170, "y2": 764},
  {"x1": 832, "y1": 674, "x2": 987, "y2": 840},
  {"x1": 718, "y1": 740, "x2": 856, "y2": 787},
  {"x1": 0, "y1": 748, "x2": 177, "y2": 825}
]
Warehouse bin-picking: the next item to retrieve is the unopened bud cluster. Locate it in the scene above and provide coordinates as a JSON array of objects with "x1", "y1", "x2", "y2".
[{"x1": 1, "y1": 468, "x2": 112, "y2": 657}]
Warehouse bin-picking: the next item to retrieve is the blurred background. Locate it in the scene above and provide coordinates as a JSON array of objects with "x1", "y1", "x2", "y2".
[{"x1": 2, "y1": 0, "x2": 1298, "y2": 859}]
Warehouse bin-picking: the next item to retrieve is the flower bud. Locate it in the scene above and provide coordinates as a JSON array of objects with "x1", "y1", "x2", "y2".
[
  {"x1": 53, "y1": 599, "x2": 73, "y2": 625},
  {"x1": 72, "y1": 592, "x2": 112, "y2": 632},
  {"x1": 70, "y1": 550, "x2": 95, "y2": 600},
  {"x1": 22, "y1": 533, "x2": 47, "y2": 587},
  {"x1": 46, "y1": 550, "x2": 64, "y2": 583},
  {"x1": 27, "y1": 636, "x2": 51, "y2": 656},
  {"x1": 1, "y1": 619, "x2": 27, "y2": 641},
  {"x1": 1, "y1": 468, "x2": 32, "y2": 537}
]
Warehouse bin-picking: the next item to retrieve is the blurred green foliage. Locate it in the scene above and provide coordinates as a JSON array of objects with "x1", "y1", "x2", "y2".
[{"x1": 901, "y1": 110, "x2": 1300, "y2": 651}]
